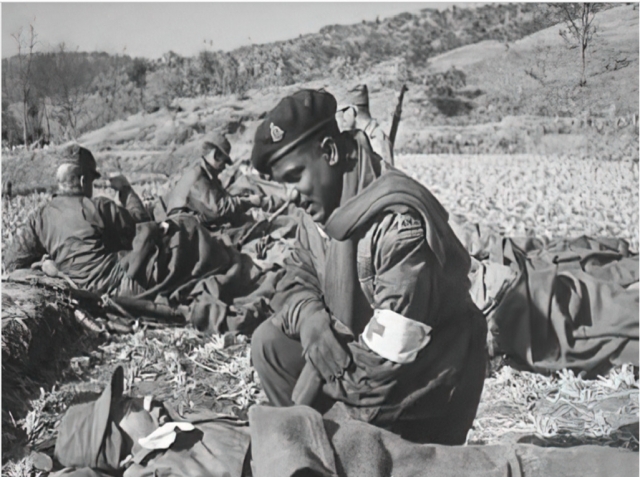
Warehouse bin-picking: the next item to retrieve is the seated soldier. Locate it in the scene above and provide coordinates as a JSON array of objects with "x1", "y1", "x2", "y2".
[
  {"x1": 3, "y1": 145, "x2": 281, "y2": 334},
  {"x1": 154, "y1": 131, "x2": 264, "y2": 226},
  {"x1": 3, "y1": 144, "x2": 152, "y2": 297},
  {"x1": 250, "y1": 89, "x2": 487, "y2": 445}
]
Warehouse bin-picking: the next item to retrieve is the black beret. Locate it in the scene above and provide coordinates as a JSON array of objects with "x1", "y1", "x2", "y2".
[{"x1": 251, "y1": 89, "x2": 338, "y2": 174}]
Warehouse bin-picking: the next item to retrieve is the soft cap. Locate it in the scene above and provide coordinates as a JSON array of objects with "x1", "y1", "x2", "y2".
[{"x1": 251, "y1": 89, "x2": 338, "y2": 174}]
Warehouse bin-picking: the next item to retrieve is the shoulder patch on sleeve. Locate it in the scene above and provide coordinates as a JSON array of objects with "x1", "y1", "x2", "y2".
[
  {"x1": 391, "y1": 211, "x2": 424, "y2": 241},
  {"x1": 397, "y1": 214, "x2": 420, "y2": 230}
]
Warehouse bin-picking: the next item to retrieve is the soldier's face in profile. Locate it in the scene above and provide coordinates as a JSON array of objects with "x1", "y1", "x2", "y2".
[
  {"x1": 270, "y1": 138, "x2": 343, "y2": 224},
  {"x1": 204, "y1": 148, "x2": 226, "y2": 172},
  {"x1": 340, "y1": 107, "x2": 357, "y2": 130}
]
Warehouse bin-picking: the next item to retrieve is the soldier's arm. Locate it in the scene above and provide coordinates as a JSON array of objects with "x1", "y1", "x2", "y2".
[
  {"x1": 184, "y1": 170, "x2": 251, "y2": 223},
  {"x1": 118, "y1": 186, "x2": 150, "y2": 223},
  {"x1": 345, "y1": 210, "x2": 440, "y2": 370},
  {"x1": 366, "y1": 211, "x2": 439, "y2": 325},
  {"x1": 370, "y1": 127, "x2": 394, "y2": 165},
  {"x1": 269, "y1": 211, "x2": 330, "y2": 338},
  {"x1": 109, "y1": 175, "x2": 150, "y2": 223},
  {"x1": 211, "y1": 187, "x2": 251, "y2": 217},
  {"x1": 95, "y1": 197, "x2": 138, "y2": 251},
  {"x1": 3, "y1": 209, "x2": 47, "y2": 272},
  {"x1": 321, "y1": 211, "x2": 439, "y2": 404}
]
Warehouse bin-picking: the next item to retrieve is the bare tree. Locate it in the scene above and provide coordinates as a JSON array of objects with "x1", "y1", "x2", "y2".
[
  {"x1": 10, "y1": 22, "x2": 39, "y2": 148},
  {"x1": 550, "y1": 3, "x2": 601, "y2": 86},
  {"x1": 50, "y1": 43, "x2": 91, "y2": 140}
]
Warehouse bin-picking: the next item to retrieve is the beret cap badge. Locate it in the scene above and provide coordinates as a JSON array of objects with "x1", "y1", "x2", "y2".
[{"x1": 270, "y1": 123, "x2": 284, "y2": 143}]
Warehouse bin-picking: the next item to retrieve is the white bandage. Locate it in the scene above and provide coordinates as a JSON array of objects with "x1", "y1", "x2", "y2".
[{"x1": 361, "y1": 309, "x2": 432, "y2": 364}]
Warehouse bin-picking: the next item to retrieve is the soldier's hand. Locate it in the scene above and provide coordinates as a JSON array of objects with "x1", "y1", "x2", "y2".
[
  {"x1": 260, "y1": 196, "x2": 278, "y2": 212},
  {"x1": 246, "y1": 194, "x2": 262, "y2": 207},
  {"x1": 300, "y1": 311, "x2": 351, "y2": 382},
  {"x1": 108, "y1": 174, "x2": 131, "y2": 192}
]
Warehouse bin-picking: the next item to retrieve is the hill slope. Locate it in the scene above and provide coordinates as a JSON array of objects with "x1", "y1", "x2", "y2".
[
  {"x1": 2, "y1": 3, "x2": 556, "y2": 146},
  {"x1": 2, "y1": 5, "x2": 637, "y2": 194}
]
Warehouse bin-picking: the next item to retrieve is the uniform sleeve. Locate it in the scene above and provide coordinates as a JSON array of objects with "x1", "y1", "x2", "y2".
[
  {"x1": 322, "y1": 210, "x2": 443, "y2": 405},
  {"x1": 95, "y1": 197, "x2": 138, "y2": 252},
  {"x1": 192, "y1": 174, "x2": 251, "y2": 223},
  {"x1": 269, "y1": 211, "x2": 330, "y2": 339},
  {"x1": 118, "y1": 187, "x2": 151, "y2": 223},
  {"x1": 369, "y1": 127, "x2": 394, "y2": 166},
  {"x1": 366, "y1": 211, "x2": 440, "y2": 326},
  {"x1": 210, "y1": 187, "x2": 249, "y2": 218},
  {"x1": 3, "y1": 209, "x2": 47, "y2": 272}
]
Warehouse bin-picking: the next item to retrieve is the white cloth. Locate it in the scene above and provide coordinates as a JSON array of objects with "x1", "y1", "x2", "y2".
[
  {"x1": 138, "y1": 422, "x2": 196, "y2": 450},
  {"x1": 361, "y1": 309, "x2": 432, "y2": 364}
]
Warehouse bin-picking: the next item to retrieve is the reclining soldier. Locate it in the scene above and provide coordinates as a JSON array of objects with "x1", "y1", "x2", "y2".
[
  {"x1": 250, "y1": 89, "x2": 487, "y2": 444},
  {"x1": 154, "y1": 131, "x2": 265, "y2": 226},
  {"x1": 3, "y1": 144, "x2": 291, "y2": 334},
  {"x1": 3, "y1": 144, "x2": 153, "y2": 297}
]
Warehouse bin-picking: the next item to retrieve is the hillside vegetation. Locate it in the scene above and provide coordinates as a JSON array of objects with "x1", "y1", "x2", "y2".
[
  {"x1": 3, "y1": 3, "x2": 559, "y2": 146},
  {"x1": 2, "y1": 4, "x2": 637, "y2": 197}
]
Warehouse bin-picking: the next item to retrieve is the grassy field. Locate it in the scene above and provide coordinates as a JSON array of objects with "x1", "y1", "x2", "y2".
[
  {"x1": 4, "y1": 154, "x2": 638, "y2": 252},
  {"x1": 3, "y1": 328, "x2": 638, "y2": 476}
]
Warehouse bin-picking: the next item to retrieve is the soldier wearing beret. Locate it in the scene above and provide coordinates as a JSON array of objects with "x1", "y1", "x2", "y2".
[
  {"x1": 250, "y1": 89, "x2": 487, "y2": 444},
  {"x1": 338, "y1": 84, "x2": 394, "y2": 166},
  {"x1": 3, "y1": 144, "x2": 152, "y2": 296},
  {"x1": 153, "y1": 131, "x2": 264, "y2": 226}
]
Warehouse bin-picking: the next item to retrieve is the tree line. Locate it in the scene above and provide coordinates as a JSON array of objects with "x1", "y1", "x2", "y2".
[{"x1": 4, "y1": 3, "x2": 587, "y2": 148}]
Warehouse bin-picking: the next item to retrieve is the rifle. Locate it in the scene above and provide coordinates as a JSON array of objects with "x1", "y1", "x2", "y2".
[
  {"x1": 5, "y1": 270, "x2": 187, "y2": 330},
  {"x1": 389, "y1": 84, "x2": 408, "y2": 149}
]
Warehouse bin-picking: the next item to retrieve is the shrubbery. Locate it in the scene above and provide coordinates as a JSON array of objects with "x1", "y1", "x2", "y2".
[{"x1": 2, "y1": 3, "x2": 556, "y2": 147}]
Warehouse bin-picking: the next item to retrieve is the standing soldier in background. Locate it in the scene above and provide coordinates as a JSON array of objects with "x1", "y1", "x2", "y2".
[
  {"x1": 338, "y1": 84, "x2": 394, "y2": 166},
  {"x1": 154, "y1": 131, "x2": 265, "y2": 226}
]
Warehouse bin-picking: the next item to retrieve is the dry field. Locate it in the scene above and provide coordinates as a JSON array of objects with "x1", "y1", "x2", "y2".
[
  {"x1": 399, "y1": 154, "x2": 639, "y2": 250},
  {"x1": 2, "y1": 153, "x2": 638, "y2": 475}
]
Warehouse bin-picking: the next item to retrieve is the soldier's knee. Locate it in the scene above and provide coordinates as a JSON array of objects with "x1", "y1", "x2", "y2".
[{"x1": 251, "y1": 320, "x2": 281, "y2": 371}]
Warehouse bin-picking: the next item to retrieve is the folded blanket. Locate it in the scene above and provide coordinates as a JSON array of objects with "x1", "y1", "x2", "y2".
[{"x1": 249, "y1": 404, "x2": 638, "y2": 477}]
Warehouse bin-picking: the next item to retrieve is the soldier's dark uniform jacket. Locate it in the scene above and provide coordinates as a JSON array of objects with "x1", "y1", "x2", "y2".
[
  {"x1": 154, "y1": 158, "x2": 254, "y2": 225},
  {"x1": 251, "y1": 96, "x2": 487, "y2": 444},
  {"x1": 4, "y1": 191, "x2": 150, "y2": 296}
]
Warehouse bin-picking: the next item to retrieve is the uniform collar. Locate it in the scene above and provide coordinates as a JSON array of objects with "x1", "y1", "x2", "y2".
[{"x1": 53, "y1": 191, "x2": 85, "y2": 198}]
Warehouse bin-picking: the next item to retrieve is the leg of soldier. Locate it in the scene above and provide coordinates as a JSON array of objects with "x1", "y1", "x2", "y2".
[
  {"x1": 431, "y1": 310, "x2": 489, "y2": 445},
  {"x1": 251, "y1": 319, "x2": 306, "y2": 407},
  {"x1": 392, "y1": 308, "x2": 488, "y2": 445}
]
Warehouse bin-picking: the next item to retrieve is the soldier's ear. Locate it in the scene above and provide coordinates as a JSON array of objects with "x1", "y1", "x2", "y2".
[{"x1": 321, "y1": 137, "x2": 339, "y2": 166}]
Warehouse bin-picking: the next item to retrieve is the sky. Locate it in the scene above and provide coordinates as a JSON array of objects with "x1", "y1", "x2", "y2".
[{"x1": 2, "y1": 2, "x2": 467, "y2": 59}]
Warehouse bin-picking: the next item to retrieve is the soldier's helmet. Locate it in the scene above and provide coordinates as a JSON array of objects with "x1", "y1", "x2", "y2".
[
  {"x1": 338, "y1": 84, "x2": 370, "y2": 112},
  {"x1": 202, "y1": 131, "x2": 232, "y2": 165},
  {"x1": 59, "y1": 144, "x2": 101, "y2": 178}
]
